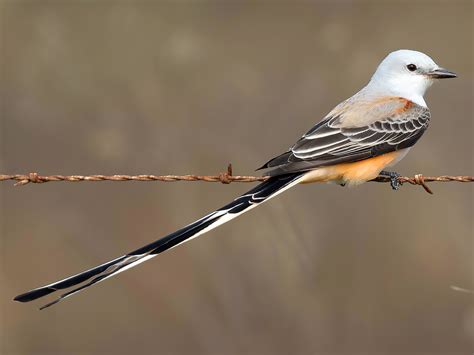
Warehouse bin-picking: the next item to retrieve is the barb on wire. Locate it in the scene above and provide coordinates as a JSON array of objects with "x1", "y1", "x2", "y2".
[{"x1": 0, "y1": 164, "x2": 472, "y2": 194}]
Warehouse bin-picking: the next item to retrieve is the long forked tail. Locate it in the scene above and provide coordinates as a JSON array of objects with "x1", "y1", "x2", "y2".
[{"x1": 14, "y1": 172, "x2": 305, "y2": 309}]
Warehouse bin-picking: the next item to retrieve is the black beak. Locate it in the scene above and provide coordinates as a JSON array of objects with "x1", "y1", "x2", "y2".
[{"x1": 427, "y1": 67, "x2": 457, "y2": 79}]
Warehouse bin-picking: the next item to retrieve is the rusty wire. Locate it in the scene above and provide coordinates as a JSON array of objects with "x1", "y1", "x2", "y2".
[
  {"x1": 1, "y1": 164, "x2": 473, "y2": 194},
  {"x1": 371, "y1": 174, "x2": 474, "y2": 194}
]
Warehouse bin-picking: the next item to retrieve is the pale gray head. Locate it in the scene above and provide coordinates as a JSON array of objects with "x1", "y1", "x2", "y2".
[{"x1": 367, "y1": 49, "x2": 456, "y2": 106}]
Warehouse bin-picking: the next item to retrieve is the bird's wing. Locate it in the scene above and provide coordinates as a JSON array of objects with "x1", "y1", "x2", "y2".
[{"x1": 261, "y1": 97, "x2": 430, "y2": 175}]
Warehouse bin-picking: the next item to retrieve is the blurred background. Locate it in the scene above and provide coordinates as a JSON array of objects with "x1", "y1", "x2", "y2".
[{"x1": 1, "y1": 1, "x2": 472, "y2": 354}]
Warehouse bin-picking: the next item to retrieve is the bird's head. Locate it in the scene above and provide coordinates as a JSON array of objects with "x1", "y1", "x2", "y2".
[{"x1": 368, "y1": 49, "x2": 456, "y2": 106}]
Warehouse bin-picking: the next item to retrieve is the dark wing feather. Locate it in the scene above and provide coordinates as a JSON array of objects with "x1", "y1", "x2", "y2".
[{"x1": 261, "y1": 103, "x2": 430, "y2": 176}]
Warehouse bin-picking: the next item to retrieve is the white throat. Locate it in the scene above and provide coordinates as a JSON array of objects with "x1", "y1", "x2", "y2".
[{"x1": 365, "y1": 73, "x2": 431, "y2": 107}]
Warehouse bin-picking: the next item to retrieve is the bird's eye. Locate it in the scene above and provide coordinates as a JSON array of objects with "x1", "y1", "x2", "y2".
[{"x1": 407, "y1": 64, "x2": 417, "y2": 71}]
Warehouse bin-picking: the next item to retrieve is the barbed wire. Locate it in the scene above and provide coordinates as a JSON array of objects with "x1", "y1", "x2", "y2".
[{"x1": 1, "y1": 164, "x2": 472, "y2": 194}]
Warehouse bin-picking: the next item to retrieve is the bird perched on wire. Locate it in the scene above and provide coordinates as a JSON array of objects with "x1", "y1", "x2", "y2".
[{"x1": 14, "y1": 49, "x2": 456, "y2": 309}]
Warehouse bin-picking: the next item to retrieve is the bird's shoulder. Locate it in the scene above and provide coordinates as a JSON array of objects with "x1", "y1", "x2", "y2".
[{"x1": 324, "y1": 94, "x2": 429, "y2": 129}]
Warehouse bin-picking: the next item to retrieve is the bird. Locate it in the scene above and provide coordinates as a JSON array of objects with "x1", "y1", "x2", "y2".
[{"x1": 14, "y1": 49, "x2": 456, "y2": 309}]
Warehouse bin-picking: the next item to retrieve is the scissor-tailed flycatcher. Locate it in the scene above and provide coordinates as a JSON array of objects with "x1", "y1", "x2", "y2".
[{"x1": 14, "y1": 49, "x2": 456, "y2": 309}]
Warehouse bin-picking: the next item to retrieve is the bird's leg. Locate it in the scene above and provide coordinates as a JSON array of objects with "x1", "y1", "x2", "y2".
[{"x1": 379, "y1": 170, "x2": 402, "y2": 190}]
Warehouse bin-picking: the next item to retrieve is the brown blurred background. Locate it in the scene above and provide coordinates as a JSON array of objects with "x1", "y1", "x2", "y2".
[{"x1": 1, "y1": 1, "x2": 472, "y2": 354}]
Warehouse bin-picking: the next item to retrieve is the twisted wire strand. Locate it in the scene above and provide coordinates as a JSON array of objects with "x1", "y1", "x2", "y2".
[{"x1": 1, "y1": 164, "x2": 473, "y2": 194}]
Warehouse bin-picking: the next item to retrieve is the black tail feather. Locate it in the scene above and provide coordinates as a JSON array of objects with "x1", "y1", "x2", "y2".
[{"x1": 14, "y1": 173, "x2": 304, "y2": 309}]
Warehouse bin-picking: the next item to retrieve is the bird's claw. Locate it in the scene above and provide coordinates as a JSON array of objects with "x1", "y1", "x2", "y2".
[
  {"x1": 390, "y1": 173, "x2": 402, "y2": 190},
  {"x1": 380, "y1": 170, "x2": 402, "y2": 191}
]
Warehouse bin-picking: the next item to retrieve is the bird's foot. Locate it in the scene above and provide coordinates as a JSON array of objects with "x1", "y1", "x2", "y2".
[{"x1": 379, "y1": 170, "x2": 402, "y2": 191}]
